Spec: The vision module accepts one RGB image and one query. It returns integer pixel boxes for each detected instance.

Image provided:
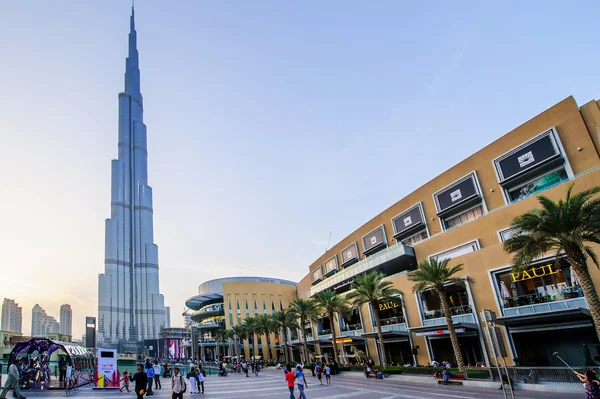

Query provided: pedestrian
[130,364,148,399]
[153,360,162,389]
[119,371,130,392]
[58,357,67,383]
[11,362,23,399]
[575,370,600,399]
[197,366,206,394]
[145,359,155,396]
[498,375,514,391]
[171,367,186,399]
[324,364,331,385]
[315,364,322,385]
[188,367,199,394]
[295,366,308,399]
[0,359,26,399]
[284,367,296,399]
[332,360,339,375]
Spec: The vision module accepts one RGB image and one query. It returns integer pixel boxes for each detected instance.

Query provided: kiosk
[93,348,119,389]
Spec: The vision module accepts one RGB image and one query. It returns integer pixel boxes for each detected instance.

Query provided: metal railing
[423,305,472,320]
[502,286,584,308]
[466,366,588,385]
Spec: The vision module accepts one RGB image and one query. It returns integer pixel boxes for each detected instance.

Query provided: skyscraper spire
[125,4,141,101]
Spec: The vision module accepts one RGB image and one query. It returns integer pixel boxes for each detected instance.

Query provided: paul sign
[511,263,559,283]
[379,301,400,311]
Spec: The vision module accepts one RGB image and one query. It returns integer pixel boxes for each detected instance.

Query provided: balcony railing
[319,329,332,335]
[502,286,583,308]
[423,305,471,320]
[340,324,364,337]
[502,286,588,317]
[318,333,332,341]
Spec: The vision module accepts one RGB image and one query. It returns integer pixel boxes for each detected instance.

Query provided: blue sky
[1,0,599,336]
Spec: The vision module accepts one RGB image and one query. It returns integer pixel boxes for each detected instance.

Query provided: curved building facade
[185,277,296,361]
[186,95,600,367]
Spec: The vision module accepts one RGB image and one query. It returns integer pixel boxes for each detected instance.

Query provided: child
[324,364,331,385]
[119,371,130,392]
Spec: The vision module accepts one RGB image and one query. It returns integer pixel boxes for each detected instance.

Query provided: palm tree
[255,314,275,361]
[229,324,247,361]
[504,185,600,336]
[346,271,402,368]
[408,258,466,370]
[313,290,351,365]
[213,328,231,362]
[241,317,259,360]
[272,309,297,364]
[289,296,318,364]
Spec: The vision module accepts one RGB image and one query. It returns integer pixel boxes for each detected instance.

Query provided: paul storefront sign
[510,263,559,283]
[415,328,465,337]
[378,301,400,311]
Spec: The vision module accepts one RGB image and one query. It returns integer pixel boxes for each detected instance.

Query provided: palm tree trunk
[436,288,465,370]
[254,333,259,360]
[372,301,388,368]
[572,262,600,337]
[265,330,271,361]
[301,316,309,364]
[285,330,289,363]
[329,311,339,365]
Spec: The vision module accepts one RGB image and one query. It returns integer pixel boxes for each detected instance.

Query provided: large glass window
[420,285,471,320]
[373,299,404,327]
[495,259,582,308]
[317,316,332,334]
[444,205,483,229]
[507,168,568,203]
[340,310,362,331]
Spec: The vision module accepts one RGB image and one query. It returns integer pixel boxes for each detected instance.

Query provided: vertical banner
[93,349,119,389]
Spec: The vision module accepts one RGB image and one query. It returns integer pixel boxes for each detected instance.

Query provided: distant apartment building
[164,306,171,329]
[60,304,72,336]
[31,304,59,336]
[2,299,22,333]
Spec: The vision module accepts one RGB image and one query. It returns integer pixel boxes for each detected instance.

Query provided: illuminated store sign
[510,264,559,282]
[415,328,465,337]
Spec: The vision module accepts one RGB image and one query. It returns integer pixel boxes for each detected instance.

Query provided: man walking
[130,364,148,399]
[295,366,308,399]
[0,359,25,399]
[171,367,185,399]
[284,367,295,399]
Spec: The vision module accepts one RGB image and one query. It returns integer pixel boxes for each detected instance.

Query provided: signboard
[94,348,119,389]
[435,174,479,213]
[484,326,508,358]
[510,263,559,282]
[335,337,353,343]
[361,225,386,254]
[495,130,560,182]
[415,328,465,337]
[392,203,425,238]
[340,242,359,265]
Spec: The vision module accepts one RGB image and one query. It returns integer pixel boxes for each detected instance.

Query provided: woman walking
[188,367,199,394]
[197,366,205,394]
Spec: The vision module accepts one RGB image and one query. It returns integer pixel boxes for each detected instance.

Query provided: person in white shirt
[152,360,161,390]
[171,367,185,399]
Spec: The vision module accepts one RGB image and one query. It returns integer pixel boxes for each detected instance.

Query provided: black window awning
[409,323,478,337]
[496,308,591,332]
[362,330,409,339]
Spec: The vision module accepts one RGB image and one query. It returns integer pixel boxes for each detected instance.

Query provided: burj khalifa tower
[98,6,166,347]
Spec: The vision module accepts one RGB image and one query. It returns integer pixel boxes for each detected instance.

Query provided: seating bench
[436,373,465,385]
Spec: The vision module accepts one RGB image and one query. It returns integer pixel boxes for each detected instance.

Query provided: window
[507,168,568,203]
[401,230,429,246]
[420,285,471,319]
[498,228,517,242]
[312,267,323,284]
[493,259,581,310]
[430,240,480,262]
[444,205,483,229]
[373,298,404,327]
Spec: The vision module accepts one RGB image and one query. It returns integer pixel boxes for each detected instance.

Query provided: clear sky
[1,0,600,338]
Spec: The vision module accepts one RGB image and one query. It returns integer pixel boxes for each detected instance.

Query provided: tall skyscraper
[31,304,59,336]
[98,6,165,347]
[2,299,22,333]
[60,304,72,336]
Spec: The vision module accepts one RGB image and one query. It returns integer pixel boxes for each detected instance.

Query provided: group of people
[125,362,205,399]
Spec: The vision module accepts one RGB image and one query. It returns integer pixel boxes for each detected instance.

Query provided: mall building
[185,95,600,367]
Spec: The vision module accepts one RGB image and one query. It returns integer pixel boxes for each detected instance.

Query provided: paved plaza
[13,369,582,399]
